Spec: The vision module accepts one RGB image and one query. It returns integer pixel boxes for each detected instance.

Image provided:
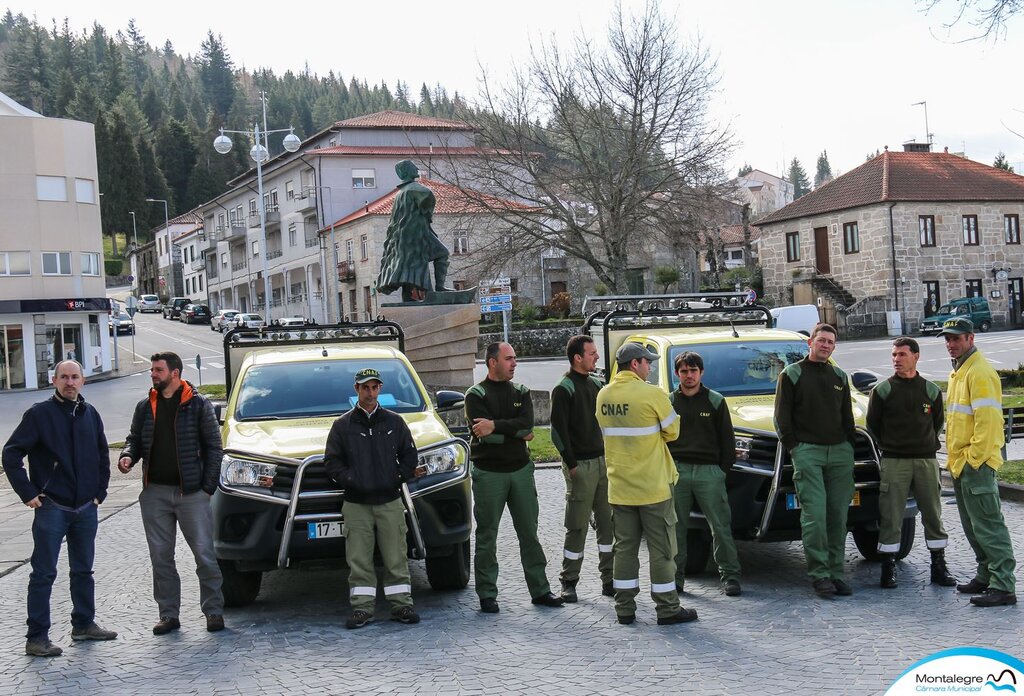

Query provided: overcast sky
[14,0,1024,178]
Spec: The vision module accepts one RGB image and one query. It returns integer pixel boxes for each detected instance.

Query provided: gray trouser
[139,484,224,618]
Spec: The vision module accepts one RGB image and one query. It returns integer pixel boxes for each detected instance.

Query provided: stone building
[756,147,1024,336]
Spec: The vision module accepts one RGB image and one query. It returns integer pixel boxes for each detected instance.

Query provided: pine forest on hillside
[0,11,466,245]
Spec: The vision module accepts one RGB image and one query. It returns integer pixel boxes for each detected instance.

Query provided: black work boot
[929,549,957,587]
[879,555,897,589]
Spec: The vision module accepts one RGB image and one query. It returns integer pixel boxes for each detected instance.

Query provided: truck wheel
[684,528,712,575]
[425,540,470,590]
[218,559,262,607]
[978,320,991,332]
[852,516,916,561]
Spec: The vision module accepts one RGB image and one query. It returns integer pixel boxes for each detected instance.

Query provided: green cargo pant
[342,498,413,614]
[560,456,613,586]
[791,441,855,582]
[472,463,551,600]
[878,457,947,553]
[952,463,1017,592]
[673,461,741,586]
[610,499,681,619]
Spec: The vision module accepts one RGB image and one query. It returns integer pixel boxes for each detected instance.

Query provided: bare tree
[439,2,733,294]
[923,0,1022,39]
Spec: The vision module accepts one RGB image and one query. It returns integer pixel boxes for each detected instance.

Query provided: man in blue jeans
[2,360,118,657]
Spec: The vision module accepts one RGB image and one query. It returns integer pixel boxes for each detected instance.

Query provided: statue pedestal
[379,302,480,390]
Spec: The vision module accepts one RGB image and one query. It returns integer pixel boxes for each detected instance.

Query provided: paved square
[0,468,1019,695]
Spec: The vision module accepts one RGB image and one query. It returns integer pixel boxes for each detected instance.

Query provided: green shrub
[104,259,123,276]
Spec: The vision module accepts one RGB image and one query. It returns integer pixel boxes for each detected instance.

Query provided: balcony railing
[305,237,319,248]
[232,260,247,271]
[294,190,316,212]
[338,261,356,282]
[267,249,283,260]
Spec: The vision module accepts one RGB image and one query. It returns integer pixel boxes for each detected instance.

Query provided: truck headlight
[735,436,753,461]
[221,455,277,488]
[418,444,463,475]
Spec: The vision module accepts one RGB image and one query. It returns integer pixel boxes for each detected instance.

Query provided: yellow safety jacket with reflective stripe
[946,349,1004,478]
[595,370,680,505]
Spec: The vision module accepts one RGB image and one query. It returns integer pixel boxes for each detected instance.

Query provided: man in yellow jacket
[940,318,1016,607]
[596,343,698,626]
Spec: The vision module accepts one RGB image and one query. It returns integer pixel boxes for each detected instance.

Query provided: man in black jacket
[3,360,118,657]
[118,352,225,635]
[324,367,420,629]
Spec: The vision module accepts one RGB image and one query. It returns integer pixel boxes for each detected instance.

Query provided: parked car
[180,304,211,325]
[163,297,192,320]
[233,313,266,330]
[920,296,992,334]
[273,316,309,327]
[108,311,136,335]
[583,293,918,574]
[213,320,470,606]
[211,309,241,332]
[138,294,162,313]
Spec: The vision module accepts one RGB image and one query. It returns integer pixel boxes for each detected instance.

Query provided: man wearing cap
[551,335,614,602]
[774,323,857,599]
[866,336,956,590]
[669,351,741,597]
[324,367,422,628]
[940,318,1017,607]
[466,342,563,613]
[596,343,697,626]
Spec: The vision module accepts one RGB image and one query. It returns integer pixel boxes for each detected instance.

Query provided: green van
[920,296,992,335]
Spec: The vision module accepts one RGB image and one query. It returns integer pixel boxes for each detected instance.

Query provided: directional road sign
[479,294,512,304]
[481,303,512,313]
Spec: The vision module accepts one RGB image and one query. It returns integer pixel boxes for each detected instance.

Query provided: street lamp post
[145,198,171,294]
[305,185,338,322]
[212,92,300,322]
[128,211,138,247]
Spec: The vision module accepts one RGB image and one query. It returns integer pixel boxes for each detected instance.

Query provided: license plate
[307,522,342,539]
[786,491,860,510]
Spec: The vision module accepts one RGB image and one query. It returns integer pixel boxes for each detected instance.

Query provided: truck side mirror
[435,390,465,412]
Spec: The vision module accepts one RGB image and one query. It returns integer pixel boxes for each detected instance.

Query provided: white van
[769,304,820,336]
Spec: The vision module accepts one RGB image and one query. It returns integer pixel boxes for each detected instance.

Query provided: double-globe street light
[212,97,300,322]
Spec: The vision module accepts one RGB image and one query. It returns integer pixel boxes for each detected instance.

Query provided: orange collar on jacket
[147,382,194,417]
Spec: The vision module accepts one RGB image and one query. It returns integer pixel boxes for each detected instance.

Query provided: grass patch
[198,384,227,399]
[529,427,561,464]
[102,232,129,259]
[1000,460,1024,485]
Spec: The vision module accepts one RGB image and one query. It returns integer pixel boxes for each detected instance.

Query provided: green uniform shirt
[668,385,735,471]
[774,357,856,452]
[866,373,943,459]
[550,370,605,469]
[465,378,534,473]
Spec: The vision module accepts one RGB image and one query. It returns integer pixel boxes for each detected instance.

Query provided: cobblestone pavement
[0,468,1020,695]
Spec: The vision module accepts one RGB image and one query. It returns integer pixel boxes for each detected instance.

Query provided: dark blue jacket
[120,381,223,495]
[2,392,110,507]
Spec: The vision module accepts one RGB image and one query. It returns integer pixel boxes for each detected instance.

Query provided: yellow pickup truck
[583,294,918,574]
[212,321,472,606]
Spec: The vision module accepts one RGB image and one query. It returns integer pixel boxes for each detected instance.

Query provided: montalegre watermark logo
[886,647,1022,695]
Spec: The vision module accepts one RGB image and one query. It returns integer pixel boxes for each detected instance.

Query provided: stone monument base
[379,302,480,390]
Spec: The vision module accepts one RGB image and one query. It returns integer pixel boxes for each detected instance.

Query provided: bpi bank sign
[886,648,1022,695]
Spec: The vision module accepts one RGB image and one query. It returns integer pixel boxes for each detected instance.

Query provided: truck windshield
[234,358,427,420]
[668,341,809,396]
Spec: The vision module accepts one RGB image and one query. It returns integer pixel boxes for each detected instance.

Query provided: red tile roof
[307,145,488,157]
[756,149,1024,225]
[334,111,471,130]
[697,224,760,246]
[326,178,533,230]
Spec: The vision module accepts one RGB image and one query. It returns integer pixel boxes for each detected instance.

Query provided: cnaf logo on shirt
[601,403,629,416]
[922,403,932,415]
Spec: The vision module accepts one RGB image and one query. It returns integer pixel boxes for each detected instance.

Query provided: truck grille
[271,462,344,528]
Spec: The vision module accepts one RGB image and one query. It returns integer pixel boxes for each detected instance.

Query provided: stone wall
[479,324,583,357]
[760,201,1024,333]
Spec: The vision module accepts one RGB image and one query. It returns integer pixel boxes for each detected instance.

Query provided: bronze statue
[375,160,451,302]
